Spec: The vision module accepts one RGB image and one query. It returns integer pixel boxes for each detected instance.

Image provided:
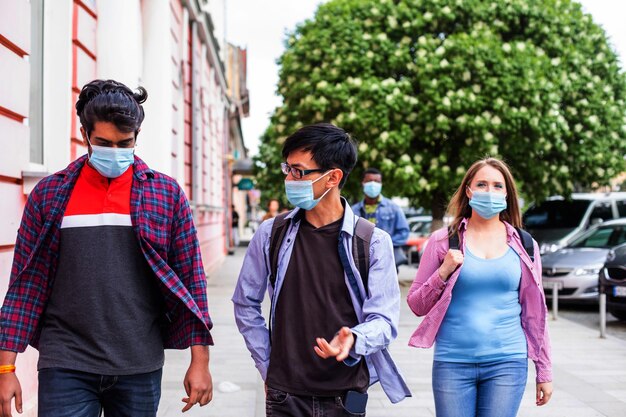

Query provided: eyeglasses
[280,162,326,179]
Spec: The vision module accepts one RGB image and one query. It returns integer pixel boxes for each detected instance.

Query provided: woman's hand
[536,382,553,406]
[438,249,464,281]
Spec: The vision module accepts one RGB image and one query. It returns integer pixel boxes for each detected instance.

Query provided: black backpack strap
[515,227,535,262]
[448,226,460,250]
[268,212,292,287]
[352,218,375,297]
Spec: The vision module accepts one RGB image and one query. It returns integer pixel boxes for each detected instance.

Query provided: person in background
[352,168,410,267]
[0,79,213,417]
[231,204,240,248]
[407,157,552,417]
[262,199,281,222]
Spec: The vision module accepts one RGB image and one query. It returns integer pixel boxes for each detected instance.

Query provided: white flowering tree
[255,0,626,221]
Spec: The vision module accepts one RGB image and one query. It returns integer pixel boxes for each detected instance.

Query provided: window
[617,200,626,218]
[590,201,614,223]
[571,225,626,248]
[523,200,591,229]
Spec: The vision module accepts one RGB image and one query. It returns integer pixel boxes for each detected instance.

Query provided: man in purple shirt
[232,123,410,416]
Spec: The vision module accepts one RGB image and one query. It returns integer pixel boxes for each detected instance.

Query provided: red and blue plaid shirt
[0,155,213,352]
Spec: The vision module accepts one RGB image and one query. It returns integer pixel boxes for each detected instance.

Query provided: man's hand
[314,326,355,362]
[0,373,22,417]
[181,346,212,412]
[0,351,20,417]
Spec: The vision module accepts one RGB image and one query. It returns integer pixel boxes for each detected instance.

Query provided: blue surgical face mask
[87,135,135,178]
[285,170,333,210]
[468,189,507,220]
[363,181,382,199]
[469,190,507,220]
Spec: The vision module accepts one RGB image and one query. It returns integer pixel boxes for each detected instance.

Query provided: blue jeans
[38,368,162,417]
[432,359,527,417]
[266,387,366,417]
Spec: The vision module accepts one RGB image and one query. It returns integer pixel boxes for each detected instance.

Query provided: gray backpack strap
[352,218,375,297]
[268,212,292,288]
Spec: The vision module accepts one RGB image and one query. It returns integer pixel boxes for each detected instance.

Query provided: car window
[617,200,626,217]
[613,227,626,246]
[523,200,591,229]
[590,201,614,222]
[570,225,626,248]
[411,221,432,235]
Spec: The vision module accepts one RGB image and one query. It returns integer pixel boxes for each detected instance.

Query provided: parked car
[599,243,626,321]
[404,216,432,264]
[523,192,626,254]
[541,219,626,303]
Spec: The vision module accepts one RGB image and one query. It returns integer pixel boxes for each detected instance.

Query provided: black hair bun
[133,86,148,104]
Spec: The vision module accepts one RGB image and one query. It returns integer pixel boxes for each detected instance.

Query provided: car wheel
[609,309,626,321]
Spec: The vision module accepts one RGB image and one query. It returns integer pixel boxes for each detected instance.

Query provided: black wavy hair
[75,79,148,136]
[363,167,382,180]
[282,123,358,188]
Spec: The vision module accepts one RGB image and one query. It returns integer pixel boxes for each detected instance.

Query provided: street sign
[237,178,254,190]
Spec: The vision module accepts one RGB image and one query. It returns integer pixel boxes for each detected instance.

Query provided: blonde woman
[407,158,552,417]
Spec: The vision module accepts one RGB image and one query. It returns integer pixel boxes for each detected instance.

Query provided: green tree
[255,0,626,224]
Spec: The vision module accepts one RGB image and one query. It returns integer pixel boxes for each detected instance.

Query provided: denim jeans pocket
[266,387,289,405]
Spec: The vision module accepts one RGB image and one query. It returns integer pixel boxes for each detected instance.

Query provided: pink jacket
[407,218,552,383]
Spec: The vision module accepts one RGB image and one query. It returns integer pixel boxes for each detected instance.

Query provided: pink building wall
[0,0,42,414]
[169,0,228,274]
[0,0,232,412]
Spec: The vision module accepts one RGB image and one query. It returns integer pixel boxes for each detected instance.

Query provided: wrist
[438,268,450,281]
[0,364,16,374]
[190,345,209,365]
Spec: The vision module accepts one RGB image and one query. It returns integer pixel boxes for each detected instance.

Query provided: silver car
[541,219,626,303]
[523,192,626,254]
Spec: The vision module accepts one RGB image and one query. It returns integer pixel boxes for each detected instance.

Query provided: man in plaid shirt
[0,80,213,416]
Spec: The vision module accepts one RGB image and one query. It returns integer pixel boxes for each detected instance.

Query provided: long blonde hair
[447,157,522,234]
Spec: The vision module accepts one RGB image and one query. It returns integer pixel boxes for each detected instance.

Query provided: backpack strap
[338,235,363,306]
[515,227,535,263]
[448,226,460,250]
[448,225,534,262]
[352,217,375,297]
[271,212,375,306]
[268,211,292,288]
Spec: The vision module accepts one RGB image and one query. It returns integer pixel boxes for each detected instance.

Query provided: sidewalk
[159,247,626,417]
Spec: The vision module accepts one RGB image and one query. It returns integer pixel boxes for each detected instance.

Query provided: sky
[226,0,626,157]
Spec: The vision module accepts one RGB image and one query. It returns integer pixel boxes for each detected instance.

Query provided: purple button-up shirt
[407,218,552,383]
[232,202,411,403]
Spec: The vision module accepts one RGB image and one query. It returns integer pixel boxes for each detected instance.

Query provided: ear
[327,168,343,188]
[465,185,472,200]
[80,126,89,147]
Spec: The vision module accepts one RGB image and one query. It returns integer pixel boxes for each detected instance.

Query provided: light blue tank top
[434,246,528,362]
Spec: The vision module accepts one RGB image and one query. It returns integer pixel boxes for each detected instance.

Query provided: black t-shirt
[266,216,369,396]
